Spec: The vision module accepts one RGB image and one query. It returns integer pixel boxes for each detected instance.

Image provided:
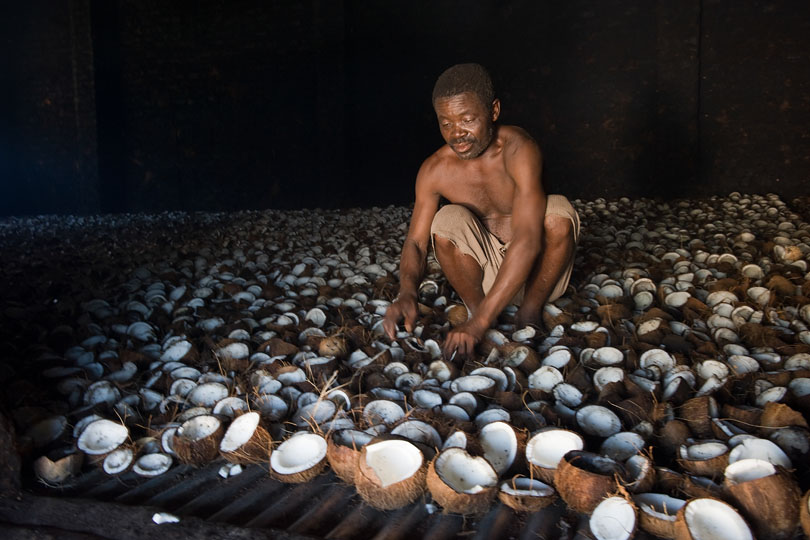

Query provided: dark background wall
[1,0,808,216]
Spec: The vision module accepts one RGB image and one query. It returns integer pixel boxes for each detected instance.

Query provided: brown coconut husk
[767,275,798,297]
[318,335,348,358]
[679,396,716,438]
[500,343,541,375]
[760,401,809,430]
[654,467,684,495]
[676,447,729,478]
[446,304,469,327]
[658,420,691,455]
[680,475,724,501]
[801,489,810,538]
[354,441,426,510]
[722,403,762,431]
[173,417,225,467]
[724,467,801,540]
[554,451,624,514]
[270,456,327,484]
[635,494,684,539]
[258,337,299,358]
[426,451,497,515]
[326,431,364,484]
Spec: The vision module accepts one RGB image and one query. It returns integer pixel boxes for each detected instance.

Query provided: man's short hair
[432,63,495,110]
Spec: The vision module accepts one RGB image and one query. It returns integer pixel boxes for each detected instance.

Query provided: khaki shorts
[430,195,580,305]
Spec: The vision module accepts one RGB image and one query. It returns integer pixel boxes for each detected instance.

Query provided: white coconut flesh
[450,375,496,394]
[187,382,229,407]
[220,412,261,452]
[219,342,249,360]
[592,347,624,366]
[593,367,625,392]
[133,453,173,477]
[293,400,337,427]
[470,367,508,391]
[213,396,248,417]
[448,392,478,415]
[589,496,636,540]
[364,440,423,488]
[161,340,193,362]
[500,477,554,497]
[682,498,753,540]
[103,447,134,475]
[443,431,468,450]
[528,366,564,392]
[681,442,728,461]
[84,381,121,406]
[634,493,684,520]
[601,432,644,461]
[363,400,405,426]
[435,448,498,494]
[252,394,289,420]
[413,389,443,409]
[728,437,791,468]
[625,455,651,482]
[526,429,584,468]
[391,420,442,447]
[553,383,583,407]
[724,458,776,484]
[542,348,572,369]
[789,377,810,396]
[171,366,202,380]
[475,408,510,429]
[178,415,221,442]
[576,405,622,437]
[333,429,372,450]
[77,419,129,455]
[480,421,517,475]
[270,433,327,475]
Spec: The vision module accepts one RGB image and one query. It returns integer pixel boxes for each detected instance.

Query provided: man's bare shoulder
[499,125,540,156]
[417,145,455,182]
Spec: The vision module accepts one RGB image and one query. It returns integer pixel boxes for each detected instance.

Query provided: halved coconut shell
[589,496,637,540]
[673,497,754,540]
[77,419,129,457]
[173,415,225,466]
[219,411,272,464]
[554,450,625,514]
[33,451,83,485]
[526,428,584,485]
[132,453,173,477]
[677,441,729,478]
[327,429,372,483]
[723,459,801,540]
[634,492,685,539]
[355,439,426,510]
[269,432,327,483]
[426,447,498,515]
[498,475,556,512]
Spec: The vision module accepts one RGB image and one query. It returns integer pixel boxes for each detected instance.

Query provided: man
[382,63,580,360]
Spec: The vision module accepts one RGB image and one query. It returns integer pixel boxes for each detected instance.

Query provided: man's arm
[442,138,545,357]
[383,162,440,338]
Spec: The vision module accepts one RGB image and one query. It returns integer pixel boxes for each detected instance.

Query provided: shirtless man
[382,63,580,360]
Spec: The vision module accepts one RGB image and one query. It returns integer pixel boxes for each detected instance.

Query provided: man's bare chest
[438,170,515,217]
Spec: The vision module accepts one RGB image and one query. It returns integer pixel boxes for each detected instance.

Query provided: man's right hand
[382,293,419,340]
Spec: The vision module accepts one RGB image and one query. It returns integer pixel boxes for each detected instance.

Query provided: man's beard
[451,125,494,160]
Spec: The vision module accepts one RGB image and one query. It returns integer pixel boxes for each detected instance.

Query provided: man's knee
[544,214,574,245]
[431,204,474,235]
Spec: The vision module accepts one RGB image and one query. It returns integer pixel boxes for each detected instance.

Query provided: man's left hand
[442,318,488,361]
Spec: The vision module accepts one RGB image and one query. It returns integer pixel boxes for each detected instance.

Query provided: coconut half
[555,451,625,514]
[269,432,327,483]
[589,496,637,540]
[77,419,129,456]
[33,452,83,485]
[526,428,585,484]
[219,411,272,464]
[327,429,372,483]
[355,439,426,510]
[479,421,520,476]
[723,459,801,540]
[498,476,556,513]
[634,493,685,539]
[427,447,498,515]
[674,498,753,540]
[132,453,173,477]
[173,414,225,466]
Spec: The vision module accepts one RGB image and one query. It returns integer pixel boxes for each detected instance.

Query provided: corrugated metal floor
[29,462,576,539]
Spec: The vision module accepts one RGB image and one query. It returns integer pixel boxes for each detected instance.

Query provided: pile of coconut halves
[3,192,810,540]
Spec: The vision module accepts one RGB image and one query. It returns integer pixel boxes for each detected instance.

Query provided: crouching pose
[382,63,579,360]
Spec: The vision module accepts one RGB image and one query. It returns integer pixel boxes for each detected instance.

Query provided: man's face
[434,92,499,160]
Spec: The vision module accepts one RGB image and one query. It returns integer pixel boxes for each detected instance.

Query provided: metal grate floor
[28,462,576,539]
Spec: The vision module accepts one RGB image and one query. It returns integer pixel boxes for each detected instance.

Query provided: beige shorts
[430,195,580,305]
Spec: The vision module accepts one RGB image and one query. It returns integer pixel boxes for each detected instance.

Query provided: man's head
[432,63,500,160]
